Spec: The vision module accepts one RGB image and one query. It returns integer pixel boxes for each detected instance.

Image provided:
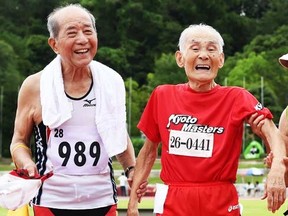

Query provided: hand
[265,154,288,187]
[264,152,273,168]
[18,160,38,178]
[136,181,148,203]
[262,161,286,213]
[127,169,148,203]
[247,113,265,138]
[127,207,140,216]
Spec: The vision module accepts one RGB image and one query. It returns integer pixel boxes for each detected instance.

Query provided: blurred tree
[0,40,22,157]
[147,53,186,89]
[24,34,55,76]
[257,0,288,34]
[219,25,288,120]
[125,78,150,136]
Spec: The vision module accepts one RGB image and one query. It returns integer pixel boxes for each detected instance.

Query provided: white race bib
[168,130,214,157]
[48,125,109,175]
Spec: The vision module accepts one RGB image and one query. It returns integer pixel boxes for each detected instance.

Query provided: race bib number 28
[169,130,214,158]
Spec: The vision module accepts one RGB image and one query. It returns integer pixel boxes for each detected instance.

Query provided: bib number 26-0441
[169,130,214,158]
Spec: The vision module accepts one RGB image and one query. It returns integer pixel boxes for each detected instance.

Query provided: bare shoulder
[18,72,42,99]
[21,72,41,91]
[17,71,43,124]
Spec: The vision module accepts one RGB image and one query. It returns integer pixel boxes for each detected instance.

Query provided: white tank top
[37,83,117,209]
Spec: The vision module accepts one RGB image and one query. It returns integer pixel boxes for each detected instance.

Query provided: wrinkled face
[176,31,224,84]
[48,7,97,69]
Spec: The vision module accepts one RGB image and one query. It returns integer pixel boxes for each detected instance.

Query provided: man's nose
[76,31,88,44]
[198,49,209,59]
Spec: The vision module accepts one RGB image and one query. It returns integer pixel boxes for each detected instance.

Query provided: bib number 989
[58,141,100,167]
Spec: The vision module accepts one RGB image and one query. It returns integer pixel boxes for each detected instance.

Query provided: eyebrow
[65,23,93,31]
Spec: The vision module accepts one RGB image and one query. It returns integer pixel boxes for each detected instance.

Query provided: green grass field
[240,199,287,215]
[0,198,286,215]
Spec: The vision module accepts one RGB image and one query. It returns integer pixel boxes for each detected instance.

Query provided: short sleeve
[232,89,273,123]
[137,87,161,143]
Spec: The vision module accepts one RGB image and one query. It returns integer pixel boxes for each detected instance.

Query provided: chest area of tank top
[63,87,96,126]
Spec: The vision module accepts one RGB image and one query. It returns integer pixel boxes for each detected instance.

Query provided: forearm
[10,130,33,167]
[10,141,34,170]
[128,139,158,208]
[278,109,288,155]
[116,135,136,171]
[11,147,33,168]
[261,120,286,212]
[262,121,286,162]
[10,122,37,175]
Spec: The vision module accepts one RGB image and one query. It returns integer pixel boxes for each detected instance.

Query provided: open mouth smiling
[195,64,210,70]
[75,48,89,54]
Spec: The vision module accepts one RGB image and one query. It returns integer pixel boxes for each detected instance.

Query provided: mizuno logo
[83,98,96,107]
[84,98,96,104]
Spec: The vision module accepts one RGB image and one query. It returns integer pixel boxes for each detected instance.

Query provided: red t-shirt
[138,84,272,183]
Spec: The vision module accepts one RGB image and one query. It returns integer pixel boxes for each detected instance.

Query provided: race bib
[168,130,214,157]
[47,125,109,175]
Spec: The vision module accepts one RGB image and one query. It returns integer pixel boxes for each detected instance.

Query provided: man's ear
[48,37,59,54]
[218,53,225,69]
[175,50,184,68]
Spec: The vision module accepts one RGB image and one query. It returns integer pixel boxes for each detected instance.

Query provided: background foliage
[1,0,288,157]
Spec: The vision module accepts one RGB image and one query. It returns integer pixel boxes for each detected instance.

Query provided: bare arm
[278,108,288,187]
[259,118,286,212]
[116,134,136,173]
[247,113,269,151]
[116,134,148,200]
[278,108,288,146]
[10,75,40,177]
[127,138,158,216]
